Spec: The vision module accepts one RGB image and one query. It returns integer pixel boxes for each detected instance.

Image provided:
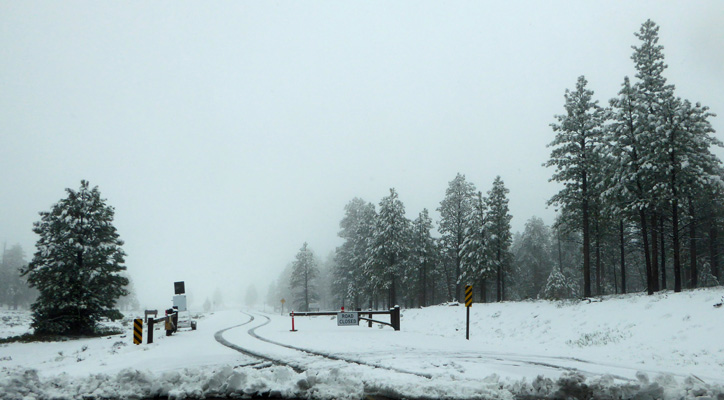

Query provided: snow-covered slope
[1,287,723,399]
[405,287,724,382]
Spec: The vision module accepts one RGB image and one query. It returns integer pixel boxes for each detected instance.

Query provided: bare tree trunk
[689,198,698,288]
[595,218,602,295]
[582,172,592,297]
[710,216,720,282]
[390,272,397,307]
[455,230,462,302]
[443,257,453,301]
[651,212,659,292]
[611,249,618,294]
[480,278,487,303]
[640,209,654,295]
[420,262,427,307]
[496,247,503,302]
[660,216,667,289]
[620,219,626,294]
[430,275,437,306]
[502,267,506,301]
[558,228,564,273]
[673,198,682,292]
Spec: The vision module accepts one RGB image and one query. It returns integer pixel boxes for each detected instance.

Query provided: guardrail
[290,306,400,331]
[146,310,178,344]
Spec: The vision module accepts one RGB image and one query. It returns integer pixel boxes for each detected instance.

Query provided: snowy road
[3,290,724,399]
[215,310,716,386]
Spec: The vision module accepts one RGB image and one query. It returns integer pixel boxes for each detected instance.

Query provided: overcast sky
[2,1,723,308]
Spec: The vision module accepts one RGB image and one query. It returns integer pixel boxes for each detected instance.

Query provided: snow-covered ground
[2,288,724,399]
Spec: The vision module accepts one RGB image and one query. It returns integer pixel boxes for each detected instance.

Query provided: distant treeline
[268,20,723,311]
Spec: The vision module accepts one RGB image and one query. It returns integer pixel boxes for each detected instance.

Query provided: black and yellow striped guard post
[465,285,473,307]
[133,318,143,345]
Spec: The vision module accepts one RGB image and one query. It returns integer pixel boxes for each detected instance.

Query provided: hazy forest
[2,20,721,317]
[274,20,723,313]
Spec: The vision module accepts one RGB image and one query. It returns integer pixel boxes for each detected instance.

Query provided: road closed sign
[337,312,359,326]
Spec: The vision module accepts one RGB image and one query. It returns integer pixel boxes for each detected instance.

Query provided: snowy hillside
[2,287,724,399]
[405,288,724,382]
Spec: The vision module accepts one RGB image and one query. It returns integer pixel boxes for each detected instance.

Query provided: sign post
[281,298,286,316]
[465,285,473,340]
[133,318,143,345]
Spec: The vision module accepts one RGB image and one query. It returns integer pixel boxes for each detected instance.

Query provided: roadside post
[465,285,473,340]
[290,310,297,332]
[281,298,286,316]
[133,318,142,345]
[148,317,155,344]
[144,309,157,324]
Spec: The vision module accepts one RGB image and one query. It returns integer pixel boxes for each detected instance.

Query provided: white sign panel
[173,295,187,311]
[337,312,359,326]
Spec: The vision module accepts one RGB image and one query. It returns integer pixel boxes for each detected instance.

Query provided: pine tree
[460,191,493,300]
[546,76,605,298]
[605,76,645,295]
[486,177,513,301]
[334,198,376,308]
[539,267,577,300]
[410,209,437,307]
[628,20,722,292]
[513,217,554,299]
[438,173,476,301]
[367,188,410,307]
[289,242,319,312]
[22,181,128,335]
[1,244,35,309]
[663,99,721,290]
[116,274,140,311]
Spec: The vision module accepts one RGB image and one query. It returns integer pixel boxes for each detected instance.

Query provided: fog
[2,1,723,309]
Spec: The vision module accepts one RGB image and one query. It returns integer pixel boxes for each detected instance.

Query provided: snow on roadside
[0,309,33,339]
[2,287,724,399]
[2,363,723,399]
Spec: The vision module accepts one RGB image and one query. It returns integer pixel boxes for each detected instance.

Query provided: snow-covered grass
[405,288,724,382]
[0,309,33,340]
[1,288,724,399]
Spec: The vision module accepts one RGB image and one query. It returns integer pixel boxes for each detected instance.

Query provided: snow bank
[3,288,724,399]
[2,366,723,400]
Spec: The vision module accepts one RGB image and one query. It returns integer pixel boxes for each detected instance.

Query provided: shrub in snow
[539,268,576,300]
[699,262,720,288]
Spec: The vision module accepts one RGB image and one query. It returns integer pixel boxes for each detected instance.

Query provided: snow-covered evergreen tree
[662,99,721,290]
[289,242,319,312]
[438,173,476,301]
[513,217,554,299]
[460,191,493,300]
[409,209,438,307]
[23,181,128,335]
[333,198,376,309]
[546,76,605,298]
[116,274,140,311]
[366,188,410,307]
[1,244,36,309]
[613,20,724,293]
[539,267,577,300]
[486,177,513,301]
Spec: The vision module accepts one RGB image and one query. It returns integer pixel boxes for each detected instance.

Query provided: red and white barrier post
[290,310,297,332]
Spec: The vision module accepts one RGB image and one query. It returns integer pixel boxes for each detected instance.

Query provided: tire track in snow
[217,312,654,387]
[213,313,305,372]
[215,311,432,379]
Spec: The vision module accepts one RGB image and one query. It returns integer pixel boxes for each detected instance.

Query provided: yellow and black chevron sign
[133,318,143,345]
[465,285,473,307]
